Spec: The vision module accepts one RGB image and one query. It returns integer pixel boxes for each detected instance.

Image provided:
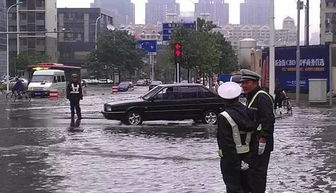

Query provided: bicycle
[6,90,31,102]
[281,97,292,114]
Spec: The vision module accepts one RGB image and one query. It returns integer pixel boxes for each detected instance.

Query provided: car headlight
[105,106,112,112]
[28,87,33,91]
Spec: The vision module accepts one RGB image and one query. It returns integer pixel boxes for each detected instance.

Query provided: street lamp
[95,14,102,49]
[6,1,23,93]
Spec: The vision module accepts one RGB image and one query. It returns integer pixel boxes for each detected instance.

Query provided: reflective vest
[220,111,252,154]
[247,90,274,131]
[70,84,80,94]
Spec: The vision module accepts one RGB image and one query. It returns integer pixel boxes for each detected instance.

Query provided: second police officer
[66,74,83,127]
[240,69,275,193]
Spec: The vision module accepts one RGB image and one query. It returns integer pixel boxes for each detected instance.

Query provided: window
[20,25,27,31]
[36,38,44,46]
[27,38,35,48]
[36,0,44,7]
[36,13,44,20]
[57,76,61,82]
[20,38,27,46]
[179,86,198,99]
[198,87,216,98]
[20,13,27,20]
[28,12,35,23]
[61,76,65,82]
[155,87,178,100]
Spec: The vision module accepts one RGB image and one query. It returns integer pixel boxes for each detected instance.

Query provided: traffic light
[174,43,182,61]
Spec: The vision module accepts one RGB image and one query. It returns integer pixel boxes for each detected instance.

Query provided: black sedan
[102,83,226,125]
[118,81,134,92]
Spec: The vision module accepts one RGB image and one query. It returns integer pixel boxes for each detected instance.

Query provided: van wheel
[202,110,217,125]
[124,111,143,125]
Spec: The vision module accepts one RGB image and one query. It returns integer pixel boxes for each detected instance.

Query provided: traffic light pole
[176,62,180,83]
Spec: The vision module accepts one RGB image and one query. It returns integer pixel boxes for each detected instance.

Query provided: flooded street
[0,86,335,192]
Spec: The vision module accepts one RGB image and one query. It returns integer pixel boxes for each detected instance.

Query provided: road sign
[137,40,157,53]
[162,22,196,41]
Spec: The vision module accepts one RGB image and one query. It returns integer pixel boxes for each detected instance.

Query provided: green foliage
[87,30,145,79]
[170,18,238,78]
[16,52,51,70]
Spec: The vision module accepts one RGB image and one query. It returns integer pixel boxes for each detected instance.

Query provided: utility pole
[296,0,303,105]
[304,0,309,46]
[269,0,275,98]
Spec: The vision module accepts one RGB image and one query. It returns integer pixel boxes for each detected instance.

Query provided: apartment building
[195,0,229,27]
[145,0,180,25]
[320,0,336,44]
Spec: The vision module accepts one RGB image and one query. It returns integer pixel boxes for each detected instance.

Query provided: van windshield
[31,75,54,83]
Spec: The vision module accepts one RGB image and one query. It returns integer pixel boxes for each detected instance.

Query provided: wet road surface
[0,86,335,192]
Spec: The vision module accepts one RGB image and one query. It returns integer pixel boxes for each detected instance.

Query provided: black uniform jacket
[66,82,83,101]
[246,87,275,152]
[217,101,257,154]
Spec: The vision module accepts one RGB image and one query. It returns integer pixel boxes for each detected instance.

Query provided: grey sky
[57,0,320,36]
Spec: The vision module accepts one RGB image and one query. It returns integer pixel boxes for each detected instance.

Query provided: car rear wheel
[202,110,217,125]
[125,111,143,125]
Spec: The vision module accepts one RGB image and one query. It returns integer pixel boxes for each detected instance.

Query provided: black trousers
[70,99,81,119]
[248,152,271,193]
[220,153,251,193]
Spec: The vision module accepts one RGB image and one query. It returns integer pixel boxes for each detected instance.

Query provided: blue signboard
[263,45,330,91]
[137,40,157,53]
[162,22,196,41]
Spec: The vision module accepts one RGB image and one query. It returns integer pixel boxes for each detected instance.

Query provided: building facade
[6,0,57,76]
[145,0,180,25]
[195,0,229,27]
[0,0,6,77]
[58,8,113,67]
[320,0,336,44]
[240,0,270,25]
[91,0,134,27]
[216,17,297,51]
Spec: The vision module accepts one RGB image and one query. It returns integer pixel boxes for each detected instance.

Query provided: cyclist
[12,78,24,98]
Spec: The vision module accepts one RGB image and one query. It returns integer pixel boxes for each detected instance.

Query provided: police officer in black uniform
[217,82,256,193]
[66,74,83,126]
[240,69,275,193]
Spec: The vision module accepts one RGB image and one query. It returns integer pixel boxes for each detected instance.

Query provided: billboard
[262,45,330,91]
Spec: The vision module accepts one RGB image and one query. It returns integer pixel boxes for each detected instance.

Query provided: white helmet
[217,82,242,99]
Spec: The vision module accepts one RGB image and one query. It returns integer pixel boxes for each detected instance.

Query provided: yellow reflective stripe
[218,149,223,157]
[220,111,251,154]
[247,90,273,108]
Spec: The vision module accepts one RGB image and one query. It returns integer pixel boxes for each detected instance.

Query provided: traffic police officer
[66,74,83,125]
[240,69,275,193]
[217,82,256,193]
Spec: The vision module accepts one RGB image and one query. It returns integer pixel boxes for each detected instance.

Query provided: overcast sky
[57,0,320,37]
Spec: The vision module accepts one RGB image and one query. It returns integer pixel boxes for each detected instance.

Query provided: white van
[28,70,66,97]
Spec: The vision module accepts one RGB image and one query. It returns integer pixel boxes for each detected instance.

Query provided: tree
[87,30,145,80]
[16,52,51,71]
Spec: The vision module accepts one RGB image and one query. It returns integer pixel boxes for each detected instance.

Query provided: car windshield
[31,75,54,83]
[142,86,162,100]
[119,82,129,86]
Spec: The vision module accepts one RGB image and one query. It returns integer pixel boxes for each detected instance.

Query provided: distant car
[135,79,149,86]
[118,81,134,92]
[149,80,162,90]
[102,83,225,125]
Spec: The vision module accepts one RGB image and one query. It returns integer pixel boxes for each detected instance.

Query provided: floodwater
[0,86,335,192]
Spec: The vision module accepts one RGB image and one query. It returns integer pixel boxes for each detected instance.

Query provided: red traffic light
[174,43,182,57]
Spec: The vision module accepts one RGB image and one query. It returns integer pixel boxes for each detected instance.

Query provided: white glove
[241,161,249,171]
[218,149,223,158]
[258,142,266,155]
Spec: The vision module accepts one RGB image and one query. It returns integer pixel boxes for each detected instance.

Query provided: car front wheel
[125,111,143,125]
[202,110,217,125]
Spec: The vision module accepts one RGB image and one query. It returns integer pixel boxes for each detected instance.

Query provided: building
[0,0,6,77]
[195,0,229,27]
[146,0,180,25]
[91,0,134,27]
[6,0,57,76]
[58,8,113,67]
[215,17,297,51]
[320,0,336,44]
[240,0,270,25]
